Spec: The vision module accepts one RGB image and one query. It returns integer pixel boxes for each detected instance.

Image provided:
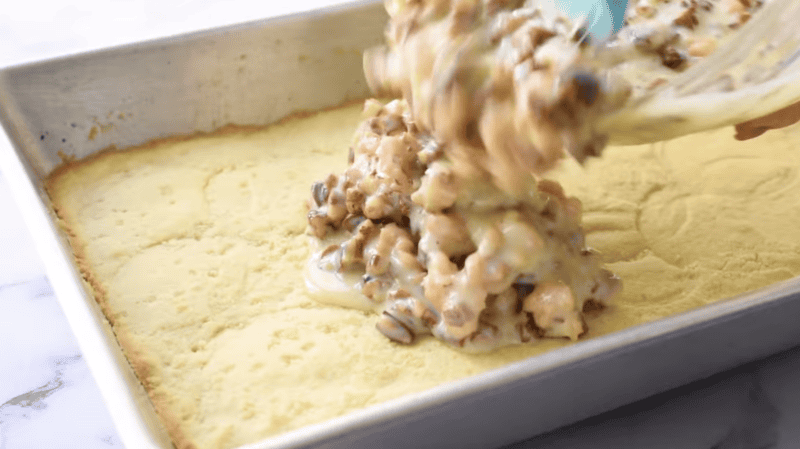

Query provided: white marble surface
[2,1,800,448]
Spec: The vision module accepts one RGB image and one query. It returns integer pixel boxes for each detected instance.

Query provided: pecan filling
[305,0,767,350]
[306,100,619,351]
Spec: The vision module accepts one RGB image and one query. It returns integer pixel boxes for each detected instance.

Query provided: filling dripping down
[305,0,765,350]
[364,0,767,192]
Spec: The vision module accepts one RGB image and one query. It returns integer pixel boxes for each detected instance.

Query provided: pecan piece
[376,312,415,344]
[674,5,699,30]
[659,46,687,70]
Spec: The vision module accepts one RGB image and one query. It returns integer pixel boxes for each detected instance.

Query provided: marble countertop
[2,1,800,448]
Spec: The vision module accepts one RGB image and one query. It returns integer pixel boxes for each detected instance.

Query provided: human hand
[734,101,800,140]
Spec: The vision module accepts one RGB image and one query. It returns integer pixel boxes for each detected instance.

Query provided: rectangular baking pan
[2,1,800,448]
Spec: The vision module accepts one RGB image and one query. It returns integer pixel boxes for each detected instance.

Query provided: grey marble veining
[0,277,121,449]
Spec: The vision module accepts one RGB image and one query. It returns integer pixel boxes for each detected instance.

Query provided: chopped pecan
[673,4,699,30]
[311,181,329,207]
[307,210,328,239]
[376,312,415,344]
[659,46,687,70]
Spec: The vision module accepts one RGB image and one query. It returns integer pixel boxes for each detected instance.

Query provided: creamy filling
[605,0,762,96]
[305,0,770,351]
[365,0,768,191]
[306,99,620,351]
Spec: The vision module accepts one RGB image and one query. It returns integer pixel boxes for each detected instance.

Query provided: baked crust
[46,104,800,449]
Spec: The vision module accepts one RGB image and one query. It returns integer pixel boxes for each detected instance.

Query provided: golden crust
[45,102,373,449]
[50,197,197,449]
[45,103,800,449]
